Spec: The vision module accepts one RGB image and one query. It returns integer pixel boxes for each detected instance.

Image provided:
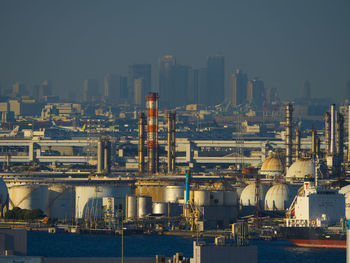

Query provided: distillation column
[295,129,301,160]
[146,93,159,174]
[167,111,176,174]
[285,103,293,169]
[138,112,146,173]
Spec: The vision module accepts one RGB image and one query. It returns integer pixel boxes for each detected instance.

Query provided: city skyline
[0,0,349,103]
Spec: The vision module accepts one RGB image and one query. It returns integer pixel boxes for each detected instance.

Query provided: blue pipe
[185,170,191,203]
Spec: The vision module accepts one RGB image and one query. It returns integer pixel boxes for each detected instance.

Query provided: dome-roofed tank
[240,183,268,207]
[264,183,296,211]
[260,152,283,177]
[0,178,8,206]
[286,159,315,181]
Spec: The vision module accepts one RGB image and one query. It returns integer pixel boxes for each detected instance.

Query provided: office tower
[265,88,278,103]
[12,82,26,98]
[231,69,248,107]
[128,64,151,106]
[172,64,190,106]
[198,68,208,105]
[83,78,99,102]
[188,69,199,105]
[134,78,145,106]
[159,55,176,107]
[300,80,311,99]
[247,78,265,110]
[207,56,224,105]
[104,73,122,104]
[120,77,128,103]
[33,80,52,101]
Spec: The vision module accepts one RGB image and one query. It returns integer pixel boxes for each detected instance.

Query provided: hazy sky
[0,0,349,101]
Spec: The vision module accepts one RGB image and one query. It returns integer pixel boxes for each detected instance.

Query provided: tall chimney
[104,139,111,174]
[330,104,336,155]
[97,139,104,173]
[324,112,331,154]
[138,112,146,173]
[167,111,176,174]
[336,112,344,164]
[146,93,159,174]
[285,103,293,168]
[312,129,317,159]
[295,129,301,160]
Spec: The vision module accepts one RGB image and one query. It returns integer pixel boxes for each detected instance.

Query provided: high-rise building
[247,79,265,110]
[231,70,248,107]
[134,78,145,106]
[83,78,99,102]
[207,56,225,105]
[128,64,151,106]
[172,64,190,107]
[198,68,209,105]
[104,73,123,104]
[300,80,311,99]
[12,82,26,98]
[159,55,176,107]
[34,80,52,101]
[188,69,199,105]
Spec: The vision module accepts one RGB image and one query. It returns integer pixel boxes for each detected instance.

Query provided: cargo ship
[281,179,346,249]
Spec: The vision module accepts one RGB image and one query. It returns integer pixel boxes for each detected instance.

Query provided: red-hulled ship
[282,180,346,249]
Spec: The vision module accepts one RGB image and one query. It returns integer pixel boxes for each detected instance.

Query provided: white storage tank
[223,190,238,206]
[210,191,224,206]
[8,184,48,212]
[75,184,131,219]
[47,185,75,219]
[152,202,168,216]
[194,190,210,206]
[164,185,185,203]
[137,196,152,218]
[126,195,137,219]
[264,183,296,211]
[240,183,267,207]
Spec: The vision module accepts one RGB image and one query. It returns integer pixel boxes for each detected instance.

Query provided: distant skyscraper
[172,64,190,106]
[159,55,176,107]
[104,73,122,104]
[265,88,278,103]
[247,78,265,110]
[231,69,248,107]
[198,68,209,105]
[133,78,145,105]
[128,64,151,106]
[300,80,311,99]
[34,80,52,101]
[12,82,26,98]
[83,78,99,102]
[207,56,224,105]
[188,69,199,105]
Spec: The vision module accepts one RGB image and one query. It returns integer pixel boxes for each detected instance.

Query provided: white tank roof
[264,183,296,211]
[260,156,283,176]
[240,183,267,207]
[286,159,315,180]
[339,185,350,195]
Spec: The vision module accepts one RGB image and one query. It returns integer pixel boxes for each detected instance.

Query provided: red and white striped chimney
[146,93,159,174]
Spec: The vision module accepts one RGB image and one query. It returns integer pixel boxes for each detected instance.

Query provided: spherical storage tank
[260,155,284,177]
[0,178,8,206]
[47,185,74,219]
[75,184,131,219]
[264,183,296,211]
[8,184,48,212]
[286,159,315,181]
[240,183,267,207]
[164,185,184,203]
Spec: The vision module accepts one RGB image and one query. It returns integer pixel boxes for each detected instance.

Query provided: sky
[0,0,349,102]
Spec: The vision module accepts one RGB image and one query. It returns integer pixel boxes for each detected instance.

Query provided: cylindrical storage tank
[164,185,184,203]
[194,190,210,206]
[126,195,137,219]
[240,183,267,207]
[137,196,152,218]
[75,184,131,219]
[0,178,8,206]
[210,191,224,206]
[224,190,238,206]
[9,184,48,212]
[47,185,75,219]
[152,202,168,216]
[264,183,295,211]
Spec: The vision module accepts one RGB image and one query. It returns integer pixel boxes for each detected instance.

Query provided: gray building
[207,56,225,105]
[128,64,151,106]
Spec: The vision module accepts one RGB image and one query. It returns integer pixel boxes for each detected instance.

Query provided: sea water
[27,232,345,263]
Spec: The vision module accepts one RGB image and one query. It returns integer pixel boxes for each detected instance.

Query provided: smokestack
[312,129,318,159]
[324,112,331,154]
[97,139,104,173]
[295,129,301,160]
[104,139,111,174]
[285,103,293,168]
[138,112,146,173]
[167,111,176,174]
[146,93,159,174]
[336,112,344,164]
[330,104,336,155]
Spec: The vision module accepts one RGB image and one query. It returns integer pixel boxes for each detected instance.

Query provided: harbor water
[27,232,345,262]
